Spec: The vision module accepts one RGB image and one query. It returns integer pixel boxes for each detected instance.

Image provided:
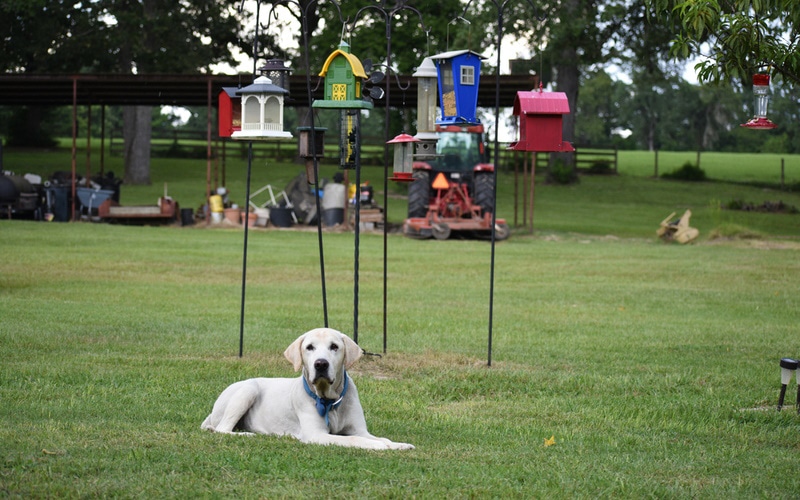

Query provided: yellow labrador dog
[201,328,414,450]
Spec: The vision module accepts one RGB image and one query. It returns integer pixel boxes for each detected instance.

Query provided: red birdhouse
[218,87,241,138]
[509,89,574,153]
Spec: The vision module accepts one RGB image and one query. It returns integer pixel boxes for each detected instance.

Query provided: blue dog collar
[302,372,349,427]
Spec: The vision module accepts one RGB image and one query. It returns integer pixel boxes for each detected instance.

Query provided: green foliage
[725,199,799,214]
[707,222,764,239]
[576,69,628,147]
[547,158,579,185]
[648,0,800,85]
[0,0,241,74]
[662,161,707,181]
[586,161,613,174]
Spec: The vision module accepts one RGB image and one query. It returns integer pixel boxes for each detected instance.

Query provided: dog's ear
[283,334,305,372]
[341,333,363,369]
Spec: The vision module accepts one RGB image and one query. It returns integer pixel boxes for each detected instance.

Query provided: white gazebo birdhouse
[231,76,292,141]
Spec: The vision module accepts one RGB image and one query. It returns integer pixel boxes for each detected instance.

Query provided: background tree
[0,0,242,184]
[0,1,109,147]
[574,69,628,148]
[99,0,241,185]
[648,0,800,85]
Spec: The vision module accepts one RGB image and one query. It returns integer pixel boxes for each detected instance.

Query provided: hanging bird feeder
[297,126,327,184]
[258,58,291,93]
[312,42,373,170]
[231,76,292,141]
[741,73,778,130]
[312,42,373,110]
[430,50,485,126]
[509,85,575,153]
[413,57,439,160]
[387,133,420,182]
[218,87,242,138]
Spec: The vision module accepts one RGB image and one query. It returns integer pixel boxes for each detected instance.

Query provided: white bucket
[254,208,270,227]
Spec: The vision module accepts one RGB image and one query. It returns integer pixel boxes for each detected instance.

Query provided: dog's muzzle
[313,359,333,384]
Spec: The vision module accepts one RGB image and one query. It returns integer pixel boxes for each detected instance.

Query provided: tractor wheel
[473,171,495,215]
[494,222,510,241]
[407,170,430,218]
[432,222,451,240]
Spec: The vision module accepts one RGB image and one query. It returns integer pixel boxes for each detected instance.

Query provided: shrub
[662,162,707,181]
[548,159,578,184]
[586,161,613,175]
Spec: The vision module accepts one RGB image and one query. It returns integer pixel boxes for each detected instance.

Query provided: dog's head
[283,328,362,391]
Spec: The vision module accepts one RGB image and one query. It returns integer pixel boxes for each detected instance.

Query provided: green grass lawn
[2,145,800,496]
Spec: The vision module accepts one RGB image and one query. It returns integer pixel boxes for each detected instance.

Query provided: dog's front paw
[387,441,414,450]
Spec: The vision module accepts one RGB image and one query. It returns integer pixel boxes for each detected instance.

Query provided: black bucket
[322,208,344,227]
[180,208,194,226]
[269,207,294,227]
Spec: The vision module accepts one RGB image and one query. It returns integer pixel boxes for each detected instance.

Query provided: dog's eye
[329,343,339,351]
[305,344,315,351]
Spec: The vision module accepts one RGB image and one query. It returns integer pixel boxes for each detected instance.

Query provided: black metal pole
[301,10,329,328]
[382,22,393,354]
[487,1,510,367]
[353,111,362,343]
[239,141,254,357]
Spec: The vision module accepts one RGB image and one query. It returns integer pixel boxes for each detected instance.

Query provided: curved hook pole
[347,2,428,43]
[459,0,542,367]
[262,1,345,43]
[236,0,346,336]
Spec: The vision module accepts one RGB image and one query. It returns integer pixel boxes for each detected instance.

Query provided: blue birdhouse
[430,50,485,126]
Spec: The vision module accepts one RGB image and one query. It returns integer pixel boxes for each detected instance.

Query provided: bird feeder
[258,58,291,93]
[231,76,292,141]
[312,42,372,170]
[777,357,799,411]
[509,87,575,152]
[387,133,420,182]
[312,42,373,110]
[297,126,327,184]
[430,50,485,126]
[413,57,439,160]
[741,73,778,130]
[218,87,241,138]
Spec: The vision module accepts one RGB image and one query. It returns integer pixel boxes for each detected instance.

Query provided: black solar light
[777,358,799,411]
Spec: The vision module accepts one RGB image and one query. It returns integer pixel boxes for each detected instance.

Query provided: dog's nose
[314,359,329,373]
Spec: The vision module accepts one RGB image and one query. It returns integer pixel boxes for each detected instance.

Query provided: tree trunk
[549,46,580,184]
[123,105,152,185]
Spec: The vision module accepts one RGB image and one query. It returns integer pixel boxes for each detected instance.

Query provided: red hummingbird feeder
[741,73,778,130]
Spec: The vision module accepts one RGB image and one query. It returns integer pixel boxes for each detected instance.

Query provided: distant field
[4,142,800,239]
[617,150,800,185]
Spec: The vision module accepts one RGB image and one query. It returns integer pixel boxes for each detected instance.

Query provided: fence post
[654,149,658,178]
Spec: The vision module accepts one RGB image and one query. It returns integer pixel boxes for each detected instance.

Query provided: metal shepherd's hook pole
[349,0,426,352]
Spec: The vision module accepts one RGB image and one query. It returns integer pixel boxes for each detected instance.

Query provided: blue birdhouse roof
[429,50,486,62]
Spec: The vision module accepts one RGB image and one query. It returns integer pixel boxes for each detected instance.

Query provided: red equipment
[403,124,510,240]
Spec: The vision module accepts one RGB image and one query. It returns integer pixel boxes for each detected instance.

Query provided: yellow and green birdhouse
[312,42,373,110]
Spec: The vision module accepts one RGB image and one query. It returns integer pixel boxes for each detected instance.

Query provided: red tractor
[403,124,510,240]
